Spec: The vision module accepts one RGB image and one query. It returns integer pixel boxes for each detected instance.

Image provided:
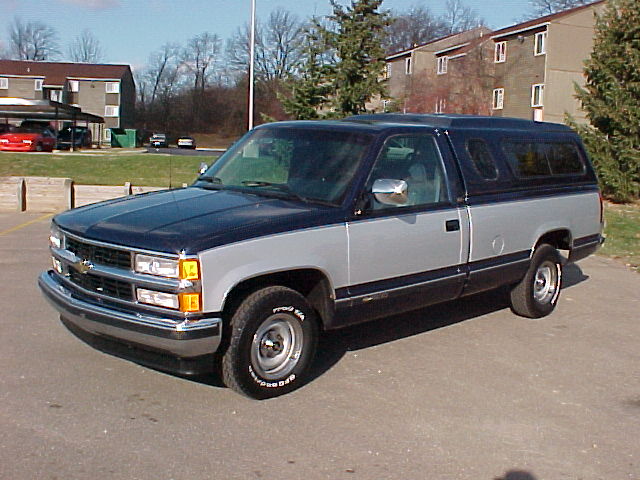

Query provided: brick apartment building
[0,60,135,142]
[384,0,606,124]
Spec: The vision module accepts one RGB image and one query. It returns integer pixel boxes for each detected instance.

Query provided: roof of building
[0,60,131,86]
[491,0,605,40]
[386,26,490,60]
[0,97,104,123]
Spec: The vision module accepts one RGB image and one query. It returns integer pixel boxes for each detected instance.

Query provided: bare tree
[442,0,485,35]
[384,5,448,53]
[226,8,303,81]
[144,43,182,107]
[527,0,590,17]
[182,32,221,91]
[8,17,60,61]
[68,29,104,63]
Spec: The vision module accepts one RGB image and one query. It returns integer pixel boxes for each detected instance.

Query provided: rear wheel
[510,244,562,318]
[221,286,318,399]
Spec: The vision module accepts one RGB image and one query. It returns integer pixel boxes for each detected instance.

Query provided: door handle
[445,219,460,232]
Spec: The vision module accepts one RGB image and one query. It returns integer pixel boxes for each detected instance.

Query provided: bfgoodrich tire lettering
[221,286,318,399]
[510,243,562,318]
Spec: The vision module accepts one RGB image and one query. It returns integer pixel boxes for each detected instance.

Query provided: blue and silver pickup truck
[39,114,604,399]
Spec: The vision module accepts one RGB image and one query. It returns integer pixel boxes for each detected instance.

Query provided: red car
[0,127,57,152]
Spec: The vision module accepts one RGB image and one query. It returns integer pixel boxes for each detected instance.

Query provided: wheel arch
[221,268,335,330]
[533,228,572,253]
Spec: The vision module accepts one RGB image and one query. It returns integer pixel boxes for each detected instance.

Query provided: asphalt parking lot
[0,212,638,480]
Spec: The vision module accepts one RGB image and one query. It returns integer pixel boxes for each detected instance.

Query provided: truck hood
[54,187,343,254]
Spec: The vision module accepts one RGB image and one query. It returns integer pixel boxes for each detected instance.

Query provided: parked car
[0,126,57,152]
[57,126,92,150]
[177,135,196,149]
[39,114,604,399]
[149,133,168,148]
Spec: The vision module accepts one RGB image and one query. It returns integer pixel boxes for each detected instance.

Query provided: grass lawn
[0,150,219,187]
[601,202,640,272]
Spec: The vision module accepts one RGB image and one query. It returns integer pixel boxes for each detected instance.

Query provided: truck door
[341,133,468,323]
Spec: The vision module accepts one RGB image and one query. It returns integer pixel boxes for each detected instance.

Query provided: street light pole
[248,0,256,131]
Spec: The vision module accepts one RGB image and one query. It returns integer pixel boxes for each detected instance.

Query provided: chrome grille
[66,237,132,269]
[69,268,134,301]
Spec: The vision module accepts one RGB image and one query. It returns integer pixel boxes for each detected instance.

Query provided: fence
[0,176,177,213]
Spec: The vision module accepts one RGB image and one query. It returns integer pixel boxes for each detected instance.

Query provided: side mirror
[198,162,208,175]
[372,178,408,206]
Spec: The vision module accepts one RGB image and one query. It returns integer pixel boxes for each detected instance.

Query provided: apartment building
[489,0,605,123]
[0,60,135,141]
[382,26,491,111]
[385,0,606,124]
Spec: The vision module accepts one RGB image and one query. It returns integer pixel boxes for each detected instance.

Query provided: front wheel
[510,244,562,318]
[221,286,319,399]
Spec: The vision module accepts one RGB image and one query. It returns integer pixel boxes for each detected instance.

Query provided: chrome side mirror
[372,178,408,206]
[198,162,208,175]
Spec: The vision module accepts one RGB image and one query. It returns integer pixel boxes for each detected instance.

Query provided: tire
[221,286,319,399]
[510,244,563,318]
[35,143,43,152]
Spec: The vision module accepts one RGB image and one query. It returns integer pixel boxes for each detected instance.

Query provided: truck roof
[344,113,574,133]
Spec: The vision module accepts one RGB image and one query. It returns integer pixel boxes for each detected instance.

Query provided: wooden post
[17,178,26,212]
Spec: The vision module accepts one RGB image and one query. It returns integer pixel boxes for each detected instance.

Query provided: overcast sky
[1,0,532,70]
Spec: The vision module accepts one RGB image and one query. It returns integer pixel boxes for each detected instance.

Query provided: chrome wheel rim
[251,313,304,380]
[533,260,560,304]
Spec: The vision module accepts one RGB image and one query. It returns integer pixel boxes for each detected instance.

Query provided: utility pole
[248,0,256,130]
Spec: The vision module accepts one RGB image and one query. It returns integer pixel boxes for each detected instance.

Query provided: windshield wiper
[198,175,222,184]
[240,181,317,205]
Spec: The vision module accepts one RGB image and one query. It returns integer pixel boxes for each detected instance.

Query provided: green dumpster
[110,128,137,148]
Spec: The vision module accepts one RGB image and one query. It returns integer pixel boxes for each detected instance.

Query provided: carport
[0,97,105,150]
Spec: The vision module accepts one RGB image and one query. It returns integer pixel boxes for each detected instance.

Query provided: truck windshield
[196,127,371,206]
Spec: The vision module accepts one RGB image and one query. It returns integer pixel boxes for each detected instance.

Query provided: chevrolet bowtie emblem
[76,259,94,274]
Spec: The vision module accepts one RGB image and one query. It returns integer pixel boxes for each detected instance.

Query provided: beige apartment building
[382,26,491,112]
[385,0,606,124]
[488,0,605,123]
[0,60,135,142]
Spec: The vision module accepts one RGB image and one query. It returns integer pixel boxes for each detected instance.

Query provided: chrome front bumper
[38,271,222,360]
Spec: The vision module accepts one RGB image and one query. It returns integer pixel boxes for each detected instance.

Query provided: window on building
[384,63,391,79]
[435,98,446,114]
[50,90,62,102]
[0,77,8,89]
[105,105,119,117]
[105,82,120,93]
[531,83,544,107]
[69,80,79,92]
[437,56,448,75]
[405,57,412,75]
[35,79,43,91]
[534,31,547,56]
[492,88,504,110]
[494,41,506,63]
[104,128,112,142]
[382,99,390,112]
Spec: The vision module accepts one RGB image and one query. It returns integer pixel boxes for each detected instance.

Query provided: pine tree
[573,0,640,202]
[280,24,332,120]
[322,0,390,117]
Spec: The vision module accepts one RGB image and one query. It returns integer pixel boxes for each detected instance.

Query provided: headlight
[49,224,64,249]
[136,288,179,309]
[134,254,200,280]
[135,254,179,278]
[136,289,201,312]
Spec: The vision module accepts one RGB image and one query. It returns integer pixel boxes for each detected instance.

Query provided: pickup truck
[39,114,604,399]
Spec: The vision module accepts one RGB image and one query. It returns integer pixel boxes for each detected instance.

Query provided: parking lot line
[0,213,52,236]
